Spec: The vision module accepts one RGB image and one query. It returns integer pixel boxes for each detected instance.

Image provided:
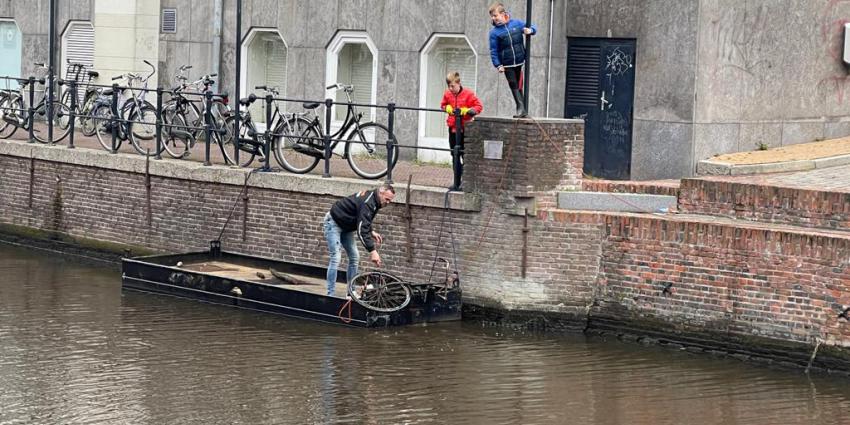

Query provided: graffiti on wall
[709,5,770,81]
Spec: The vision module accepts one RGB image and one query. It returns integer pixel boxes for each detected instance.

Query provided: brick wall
[679,178,850,232]
[542,210,850,368]
[464,117,585,196]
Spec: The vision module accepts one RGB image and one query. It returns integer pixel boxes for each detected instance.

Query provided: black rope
[427,189,460,284]
[216,167,260,242]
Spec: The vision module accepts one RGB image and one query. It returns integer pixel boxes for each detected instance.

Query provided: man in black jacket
[323,183,396,296]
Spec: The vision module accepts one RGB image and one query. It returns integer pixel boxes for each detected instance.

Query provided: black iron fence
[0,74,467,185]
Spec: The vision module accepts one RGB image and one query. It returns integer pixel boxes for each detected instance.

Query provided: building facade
[2,0,849,179]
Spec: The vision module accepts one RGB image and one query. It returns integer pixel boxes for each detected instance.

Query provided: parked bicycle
[90,60,158,155]
[273,83,399,179]
[226,85,299,167]
[0,63,71,143]
[58,61,101,137]
[160,66,233,162]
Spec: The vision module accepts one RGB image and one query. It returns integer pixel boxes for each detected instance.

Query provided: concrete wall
[693,0,850,160]
[565,0,700,180]
[0,0,95,78]
[93,0,160,85]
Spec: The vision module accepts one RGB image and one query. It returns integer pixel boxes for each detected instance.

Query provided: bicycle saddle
[88,71,99,78]
[102,89,114,96]
[302,102,320,109]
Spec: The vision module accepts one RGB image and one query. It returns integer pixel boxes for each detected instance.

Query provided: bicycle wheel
[348,271,411,313]
[0,95,20,139]
[211,128,237,166]
[274,116,322,174]
[79,92,99,136]
[128,105,160,156]
[222,115,256,167]
[32,101,72,143]
[161,112,192,159]
[345,122,399,179]
[92,104,121,151]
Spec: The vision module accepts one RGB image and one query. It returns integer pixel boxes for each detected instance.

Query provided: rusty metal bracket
[242,193,249,242]
[404,175,413,263]
[145,152,152,227]
[28,156,35,209]
[521,207,529,278]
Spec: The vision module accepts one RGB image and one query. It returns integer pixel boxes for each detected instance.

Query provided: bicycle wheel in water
[345,122,399,179]
[274,116,322,174]
[347,271,411,313]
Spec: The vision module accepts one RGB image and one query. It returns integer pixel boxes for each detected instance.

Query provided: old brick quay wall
[1,116,849,371]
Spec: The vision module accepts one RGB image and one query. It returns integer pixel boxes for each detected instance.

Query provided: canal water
[1,242,849,425]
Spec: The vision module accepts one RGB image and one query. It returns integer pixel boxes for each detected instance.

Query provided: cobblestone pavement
[4,127,454,189]
[695,165,850,193]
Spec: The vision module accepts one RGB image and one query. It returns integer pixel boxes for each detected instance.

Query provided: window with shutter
[61,22,95,103]
[335,44,373,119]
[243,30,287,125]
[419,35,477,161]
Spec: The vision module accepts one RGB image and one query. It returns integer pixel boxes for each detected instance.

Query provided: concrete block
[814,154,850,169]
[824,120,850,140]
[693,122,740,163]
[782,121,824,146]
[729,160,815,175]
[557,191,677,213]
[738,122,783,151]
[696,160,731,175]
[631,119,693,180]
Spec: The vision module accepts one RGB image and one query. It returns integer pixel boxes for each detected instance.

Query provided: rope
[337,298,353,323]
[216,167,260,242]
[427,190,454,284]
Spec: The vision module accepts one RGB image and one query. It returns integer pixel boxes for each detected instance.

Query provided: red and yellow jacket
[440,87,483,133]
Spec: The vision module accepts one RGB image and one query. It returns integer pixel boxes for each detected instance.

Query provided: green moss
[0,223,157,258]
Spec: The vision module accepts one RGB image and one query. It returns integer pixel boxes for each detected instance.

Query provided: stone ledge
[557,191,677,213]
[0,139,481,212]
[697,153,850,176]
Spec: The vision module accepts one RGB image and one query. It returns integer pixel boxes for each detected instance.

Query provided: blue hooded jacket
[489,19,537,68]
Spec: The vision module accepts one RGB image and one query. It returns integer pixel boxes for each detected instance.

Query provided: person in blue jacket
[488,2,537,118]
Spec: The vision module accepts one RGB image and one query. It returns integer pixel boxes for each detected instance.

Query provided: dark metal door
[565,38,636,180]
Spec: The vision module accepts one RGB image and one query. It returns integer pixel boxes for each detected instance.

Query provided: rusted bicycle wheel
[348,271,411,313]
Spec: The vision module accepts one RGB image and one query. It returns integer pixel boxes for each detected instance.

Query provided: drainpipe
[545,0,554,118]
[212,0,223,81]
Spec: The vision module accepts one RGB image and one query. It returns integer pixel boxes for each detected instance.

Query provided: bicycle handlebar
[112,75,123,81]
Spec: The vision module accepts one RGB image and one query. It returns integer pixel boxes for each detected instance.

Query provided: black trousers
[504,66,523,90]
[449,130,464,188]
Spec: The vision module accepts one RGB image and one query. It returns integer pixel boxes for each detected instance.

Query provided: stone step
[678,175,850,232]
[557,191,677,213]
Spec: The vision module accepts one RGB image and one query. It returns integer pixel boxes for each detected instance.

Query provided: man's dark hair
[379,183,395,194]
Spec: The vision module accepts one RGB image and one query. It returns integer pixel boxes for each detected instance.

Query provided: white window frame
[325,31,378,124]
[417,34,477,163]
[240,27,288,129]
[60,20,95,83]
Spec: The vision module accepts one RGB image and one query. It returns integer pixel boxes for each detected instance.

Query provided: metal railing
[0,74,467,185]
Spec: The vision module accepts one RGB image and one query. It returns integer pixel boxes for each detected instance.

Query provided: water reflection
[1,242,849,424]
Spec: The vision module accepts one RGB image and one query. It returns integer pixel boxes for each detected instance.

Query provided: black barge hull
[121,250,462,327]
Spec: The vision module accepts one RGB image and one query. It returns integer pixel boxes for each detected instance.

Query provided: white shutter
[63,23,94,104]
[265,38,287,96]
[350,44,373,116]
[424,41,477,139]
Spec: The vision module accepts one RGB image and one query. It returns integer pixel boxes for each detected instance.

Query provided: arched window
[241,28,287,126]
[61,21,95,102]
[0,20,22,89]
[418,34,477,163]
[326,31,378,124]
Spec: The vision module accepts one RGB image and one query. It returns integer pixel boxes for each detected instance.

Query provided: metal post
[110,83,119,153]
[452,108,463,190]
[233,0,242,166]
[322,98,333,178]
[155,87,163,160]
[263,94,272,172]
[385,102,396,184]
[67,81,76,149]
[523,0,533,112]
[47,0,56,144]
[27,77,35,143]
[204,90,212,166]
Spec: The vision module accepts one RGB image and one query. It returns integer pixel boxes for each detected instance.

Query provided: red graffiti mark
[819,0,850,103]
[817,75,850,104]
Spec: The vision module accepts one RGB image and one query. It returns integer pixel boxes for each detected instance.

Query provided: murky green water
[1,242,849,425]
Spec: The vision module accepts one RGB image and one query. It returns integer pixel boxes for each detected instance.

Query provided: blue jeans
[324,212,359,296]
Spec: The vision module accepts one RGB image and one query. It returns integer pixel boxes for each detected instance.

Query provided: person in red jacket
[440,71,483,191]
